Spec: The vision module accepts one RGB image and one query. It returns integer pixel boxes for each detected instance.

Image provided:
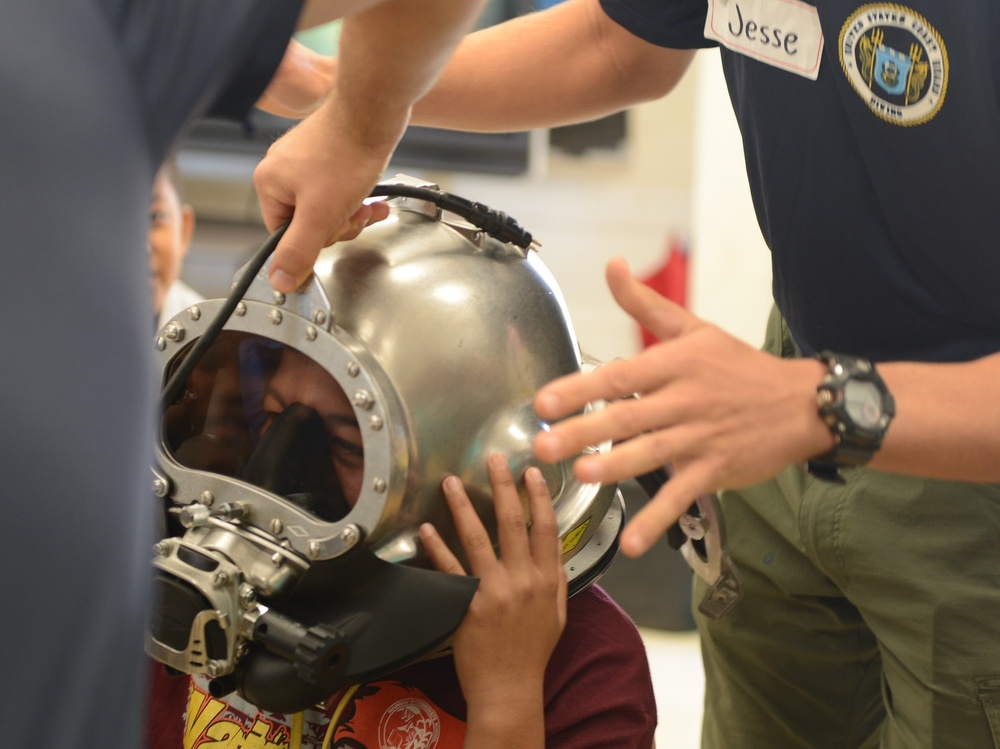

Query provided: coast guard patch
[839,4,948,125]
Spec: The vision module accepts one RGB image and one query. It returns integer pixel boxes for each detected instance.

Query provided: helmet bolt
[340,525,359,546]
[163,322,184,342]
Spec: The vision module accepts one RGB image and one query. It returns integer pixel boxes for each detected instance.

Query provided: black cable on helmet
[368,182,536,249]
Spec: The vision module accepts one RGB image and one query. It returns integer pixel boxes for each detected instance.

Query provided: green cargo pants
[695,307,1000,748]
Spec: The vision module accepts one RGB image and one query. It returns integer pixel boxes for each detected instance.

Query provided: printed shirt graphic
[838,4,948,126]
[184,675,467,749]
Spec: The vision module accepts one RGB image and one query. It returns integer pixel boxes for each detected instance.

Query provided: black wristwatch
[807,350,895,482]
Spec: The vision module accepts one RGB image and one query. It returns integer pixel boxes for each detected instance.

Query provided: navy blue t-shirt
[602,0,1000,363]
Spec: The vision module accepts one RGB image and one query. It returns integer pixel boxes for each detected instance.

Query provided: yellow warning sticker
[561,517,591,555]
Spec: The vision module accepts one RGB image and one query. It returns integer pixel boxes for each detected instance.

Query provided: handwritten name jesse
[727,3,799,56]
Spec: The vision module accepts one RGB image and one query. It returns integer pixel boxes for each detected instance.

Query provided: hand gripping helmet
[146,177,624,713]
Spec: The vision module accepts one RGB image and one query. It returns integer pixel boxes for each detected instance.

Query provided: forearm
[330,0,487,146]
[411,0,695,132]
[259,0,486,122]
[869,353,1000,482]
[774,352,1000,483]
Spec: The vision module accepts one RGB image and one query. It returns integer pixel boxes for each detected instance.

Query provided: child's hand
[420,454,566,740]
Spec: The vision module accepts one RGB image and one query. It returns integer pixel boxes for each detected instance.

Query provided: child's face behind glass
[262,348,365,508]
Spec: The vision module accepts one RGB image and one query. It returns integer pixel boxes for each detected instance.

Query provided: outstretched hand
[420,455,566,742]
[533,257,832,558]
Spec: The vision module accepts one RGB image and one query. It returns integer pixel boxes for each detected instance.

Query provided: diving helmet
[146,176,624,713]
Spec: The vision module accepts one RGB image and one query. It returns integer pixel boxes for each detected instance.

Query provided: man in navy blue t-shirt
[408,1,1000,745]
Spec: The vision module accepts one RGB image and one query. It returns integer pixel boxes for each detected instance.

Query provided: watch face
[843,380,883,429]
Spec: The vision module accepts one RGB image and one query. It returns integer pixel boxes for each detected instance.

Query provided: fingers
[525,467,568,610]
[262,200,390,293]
[533,258,696,425]
[533,363,633,427]
[568,427,686,485]
[534,390,679,465]
[439,473,499,579]
[432,456,561,580]
[534,351,672,426]
[605,257,695,342]
[268,212,329,292]
[487,455,531,566]
[337,201,390,241]
[264,199,359,291]
[419,521,467,576]
[619,461,717,557]
[523,466,561,576]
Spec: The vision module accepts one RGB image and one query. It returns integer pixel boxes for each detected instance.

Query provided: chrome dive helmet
[146,177,623,713]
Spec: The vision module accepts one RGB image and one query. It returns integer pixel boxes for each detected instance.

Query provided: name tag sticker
[705,0,824,80]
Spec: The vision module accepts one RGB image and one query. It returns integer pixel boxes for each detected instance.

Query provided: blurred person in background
[1,1,486,746]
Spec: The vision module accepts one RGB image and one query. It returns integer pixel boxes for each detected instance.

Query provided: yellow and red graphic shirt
[183,671,467,749]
